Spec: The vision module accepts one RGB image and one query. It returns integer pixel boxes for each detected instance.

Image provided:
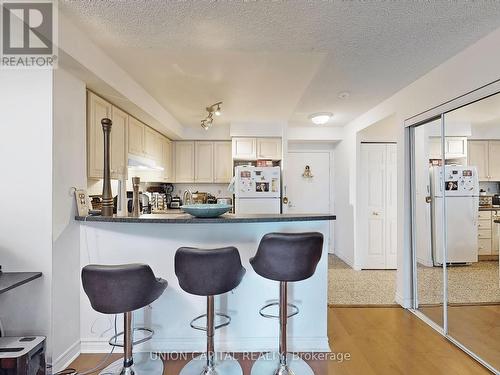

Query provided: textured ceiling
[60,1,500,129]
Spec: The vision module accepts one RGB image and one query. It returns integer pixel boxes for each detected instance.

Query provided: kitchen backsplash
[479,181,500,194]
[173,183,232,199]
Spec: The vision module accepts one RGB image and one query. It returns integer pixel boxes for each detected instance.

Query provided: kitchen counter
[479,207,500,211]
[75,212,336,224]
[77,212,334,354]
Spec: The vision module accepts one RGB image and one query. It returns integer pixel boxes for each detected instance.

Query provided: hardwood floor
[422,305,500,371]
[67,307,491,375]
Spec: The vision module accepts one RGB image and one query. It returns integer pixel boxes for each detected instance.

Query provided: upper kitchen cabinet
[87,92,127,180]
[214,141,233,183]
[429,136,467,160]
[488,141,500,180]
[468,140,500,181]
[144,127,162,162]
[110,106,128,178]
[195,142,214,183]
[174,141,195,183]
[468,140,489,180]
[87,92,110,179]
[161,137,172,181]
[232,137,282,160]
[257,138,282,159]
[232,137,257,160]
[128,117,145,156]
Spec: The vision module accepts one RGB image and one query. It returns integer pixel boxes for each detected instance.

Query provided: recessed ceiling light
[309,112,333,125]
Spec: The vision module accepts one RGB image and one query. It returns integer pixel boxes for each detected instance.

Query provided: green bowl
[181,204,232,218]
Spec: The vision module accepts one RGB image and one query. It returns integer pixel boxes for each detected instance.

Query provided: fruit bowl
[181,204,232,218]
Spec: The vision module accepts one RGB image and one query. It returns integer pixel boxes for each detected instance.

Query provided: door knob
[283,197,289,204]
[425,196,432,203]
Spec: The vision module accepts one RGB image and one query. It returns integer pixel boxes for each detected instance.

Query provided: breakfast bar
[76,213,335,354]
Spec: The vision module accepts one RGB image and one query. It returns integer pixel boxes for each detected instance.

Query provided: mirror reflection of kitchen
[442,93,500,370]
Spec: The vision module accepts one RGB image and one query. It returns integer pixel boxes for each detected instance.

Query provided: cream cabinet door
[87,92,112,179]
[161,137,173,181]
[257,138,282,160]
[110,106,128,179]
[445,137,467,159]
[195,142,214,183]
[468,141,489,180]
[488,141,500,181]
[214,141,233,183]
[492,213,500,255]
[232,137,256,160]
[144,127,162,162]
[128,117,144,156]
[174,142,195,183]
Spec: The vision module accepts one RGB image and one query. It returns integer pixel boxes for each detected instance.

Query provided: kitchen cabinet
[429,137,467,160]
[174,142,195,183]
[477,210,500,256]
[468,140,500,181]
[144,127,162,162]
[87,92,127,179]
[128,117,145,157]
[257,138,282,160]
[468,141,489,180]
[195,142,214,183]
[161,137,172,181]
[214,141,233,183]
[488,141,500,181]
[232,137,257,160]
[232,137,282,160]
[110,106,128,178]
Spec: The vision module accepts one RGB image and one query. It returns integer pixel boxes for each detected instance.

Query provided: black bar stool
[82,264,168,375]
[175,246,246,375]
[250,232,324,375]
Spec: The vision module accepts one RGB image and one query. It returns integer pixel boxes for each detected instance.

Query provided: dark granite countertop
[494,219,500,224]
[0,272,42,294]
[76,213,336,224]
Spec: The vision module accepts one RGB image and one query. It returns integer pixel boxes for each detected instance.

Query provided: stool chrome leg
[179,296,242,375]
[251,282,314,375]
[99,312,164,375]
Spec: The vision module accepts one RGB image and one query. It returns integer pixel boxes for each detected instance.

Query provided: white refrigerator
[430,165,479,265]
[234,166,281,214]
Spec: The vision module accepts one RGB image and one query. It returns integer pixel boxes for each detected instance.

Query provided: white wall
[0,70,53,357]
[338,25,500,307]
[358,115,398,142]
[52,68,87,370]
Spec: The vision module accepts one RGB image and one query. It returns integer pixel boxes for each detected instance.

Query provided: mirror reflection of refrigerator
[430,165,479,265]
[235,166,281,214]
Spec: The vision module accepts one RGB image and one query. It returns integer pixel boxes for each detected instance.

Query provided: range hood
[127,154,164,170]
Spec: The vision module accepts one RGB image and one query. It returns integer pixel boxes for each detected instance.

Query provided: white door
[283,152,331,214]
[360,143,397,269]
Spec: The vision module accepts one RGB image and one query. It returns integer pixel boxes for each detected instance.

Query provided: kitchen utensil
[169,196,182,209]
[181,204,232,218]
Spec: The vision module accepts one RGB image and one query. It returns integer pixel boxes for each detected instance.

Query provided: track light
[200,102,223,130]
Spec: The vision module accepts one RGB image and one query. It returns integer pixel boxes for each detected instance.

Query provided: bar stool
[175,246,246,375]
[82,264,168,375]
[250,232,324,375]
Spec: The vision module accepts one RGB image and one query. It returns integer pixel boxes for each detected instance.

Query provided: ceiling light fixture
[201,102,223,129]
[309,112,333,125]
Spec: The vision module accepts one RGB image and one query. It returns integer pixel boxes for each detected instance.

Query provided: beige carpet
[328,255,500,305]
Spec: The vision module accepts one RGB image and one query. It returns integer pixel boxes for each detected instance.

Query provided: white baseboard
[332,248,354,268]
[52,340,81,373]
[81,337,331,354]
[395,292,413,309]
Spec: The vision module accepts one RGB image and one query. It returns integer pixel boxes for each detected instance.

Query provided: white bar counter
[76,213,335,354]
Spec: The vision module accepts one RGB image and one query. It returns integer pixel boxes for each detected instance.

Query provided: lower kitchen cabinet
[477,210,500,256]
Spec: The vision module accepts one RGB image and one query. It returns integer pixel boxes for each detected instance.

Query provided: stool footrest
[259,302,299,319]
[108,327,154,348]
[190,313,231,331]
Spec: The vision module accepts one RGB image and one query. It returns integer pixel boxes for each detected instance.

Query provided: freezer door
[433,196,479,264]
[235,166,281,198]
[235,198,281,214]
